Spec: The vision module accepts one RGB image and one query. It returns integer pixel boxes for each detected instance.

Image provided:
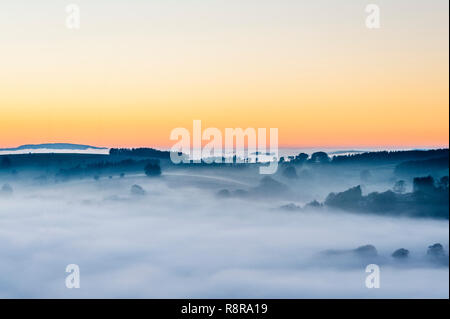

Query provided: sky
[0,0,448,149]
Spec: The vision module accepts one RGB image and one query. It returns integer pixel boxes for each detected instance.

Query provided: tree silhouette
[310,152,330,163]
[294,153,309,164]
[413,176,435,193]
[144,162,161,177]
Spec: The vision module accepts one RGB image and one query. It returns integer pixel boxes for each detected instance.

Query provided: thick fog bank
[0,174,448,298]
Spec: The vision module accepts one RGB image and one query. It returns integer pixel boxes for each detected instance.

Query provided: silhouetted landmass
[279,153,309,164]
[0,153,110,169]
[325,186,365,211]
[2,149,447,172]
[293,153,309,164]
[0,143,107,151]
[332,149,448,164]
[109,148,171,159]
[0,153,162,179]
[324,176,449,219]
[278,149,449,174]
[279,151,331,165]
[1,148,448,220]
[55,158,160,181]
[310,152,331,163]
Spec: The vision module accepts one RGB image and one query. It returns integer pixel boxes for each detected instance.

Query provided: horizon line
[1,141,449,152]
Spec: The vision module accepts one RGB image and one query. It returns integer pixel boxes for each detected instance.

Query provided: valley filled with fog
[0,149,448,298]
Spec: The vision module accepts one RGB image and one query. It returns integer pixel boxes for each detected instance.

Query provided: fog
[0,171,448,298]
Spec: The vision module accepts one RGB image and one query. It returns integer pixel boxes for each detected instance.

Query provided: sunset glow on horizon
[1,0,448,149]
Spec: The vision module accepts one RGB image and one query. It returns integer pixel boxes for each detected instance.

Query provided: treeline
[109,148,171,159]
[56,158,160,180]
[0,153,108,169]
[331,149,448,164]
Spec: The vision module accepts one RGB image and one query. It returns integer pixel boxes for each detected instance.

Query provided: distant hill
[0,143,107,151]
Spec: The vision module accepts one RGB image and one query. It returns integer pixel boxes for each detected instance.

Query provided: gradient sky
[0,0,448,149]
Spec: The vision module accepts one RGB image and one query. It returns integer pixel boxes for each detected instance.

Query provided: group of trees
[322,175,449,219]
[144,162,161,177]
[413,175,449,193]
[56,159,162,180]
[109,148,170,159]
[280,152,330,165]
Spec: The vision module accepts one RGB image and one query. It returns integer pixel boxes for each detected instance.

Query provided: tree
[294,153,309,164]
[392,248,409,259]
[325,185,363,210]
[144,162,161,177]
[413,176,435,193]
[310,152,330,163]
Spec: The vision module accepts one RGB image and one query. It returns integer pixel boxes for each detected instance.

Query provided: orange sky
[0,0,448,149]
